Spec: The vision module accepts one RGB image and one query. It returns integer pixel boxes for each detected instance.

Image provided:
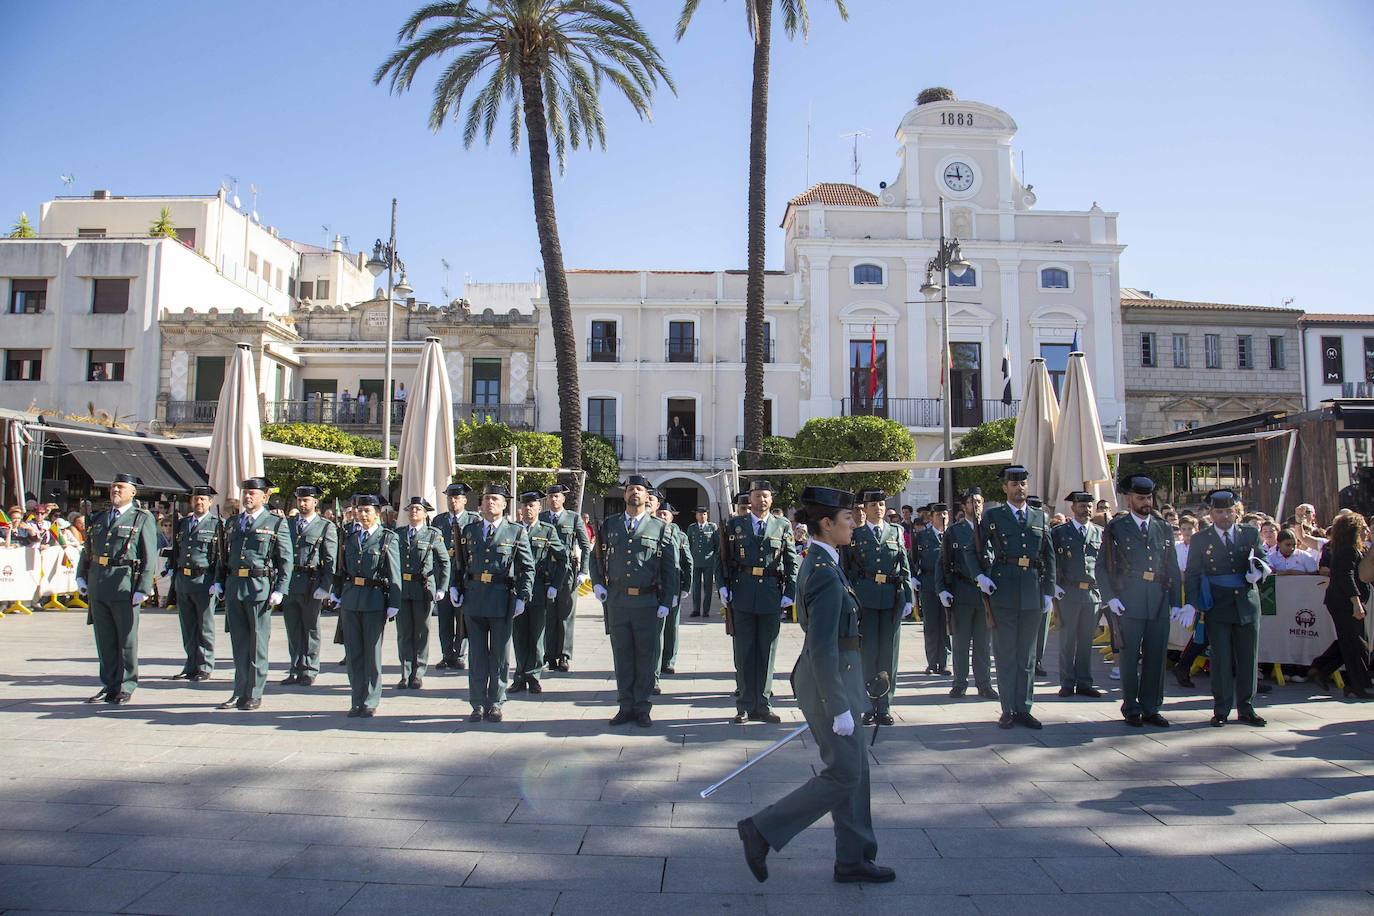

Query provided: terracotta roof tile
[1300,312,1374,325]
[1120,294,1301,316]
[786,182,880,208]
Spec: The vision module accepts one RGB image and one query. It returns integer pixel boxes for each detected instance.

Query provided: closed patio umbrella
[1010,357,1060,496]
[1047,351,1114,509]
[395,337,455,509]
[205,343,264,513]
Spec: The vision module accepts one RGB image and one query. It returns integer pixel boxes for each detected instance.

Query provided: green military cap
[1205,488,1238,508]
[660,503,677,515]
[1117,475,1155,495]
[240,476,273,493]
[1065,491,1094,504]
[748,479,775,493]
[696,505,710,513]
[444,482,471,496]
[519,490,545,504]
[112,473,143,486]
[353,494,381,507]
[960,486,982,502]
[189,485,216,497]
[1026,495,1043,509]
[1000,465,1030,481]
[295,485,323,498]
[858,488,887,504]
[405,496,434,511]
[623,474,653,490]
[545,484,571,496]
[483,484,511,498]
[734,492,750,506]
[800,486,854,509]
[929,502,948,512]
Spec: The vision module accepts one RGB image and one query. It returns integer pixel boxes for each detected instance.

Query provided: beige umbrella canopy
[1011,357,1060,499]
[205,343,264,513]
[1047,351,1114,509]
[395,337,456,511]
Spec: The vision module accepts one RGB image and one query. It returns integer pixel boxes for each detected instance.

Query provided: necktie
[108,508,118,527]
[1140,520,1148,537]
[189,516,199,535]
[357,529,366,551]
[241,513,250,535]
[1016,509,1025,526]
[484,522,492,543]
[296,518,306,538]
[755,518,763,538]
[1224,530,1232,549]
[628,516,637,534]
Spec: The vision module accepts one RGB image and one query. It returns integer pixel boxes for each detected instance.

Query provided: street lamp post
[919,196,972,512]
[366,199,411,498]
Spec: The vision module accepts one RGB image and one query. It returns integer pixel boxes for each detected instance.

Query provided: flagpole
[939,197,954,513]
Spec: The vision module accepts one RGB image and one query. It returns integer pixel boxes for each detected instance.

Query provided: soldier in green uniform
[846,489,914,727]
[541,483,591,672]
[653,496,693,684]
[1051,491,1105,699]
[911,502,949,676]
[279,485,338,687]
[214,477,293,711]
[717,480,799,724]
[395,496,450,690]
[591,475,679,727]
[978,466,1056,729]
[1183,488,1271,727]
[433,482,478,671]
[452,484,534,722]
[940,489,996,699]
[687,507,719,618]
[76,473,159,704]
[738,486,894,886]
[1100,475,1183,728]
[168,485,223,683]
[338,494,401,717]
[1028,495,1051,678]
[511,490,566,695]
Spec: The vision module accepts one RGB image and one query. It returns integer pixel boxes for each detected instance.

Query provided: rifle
[938,525,957,636]
[595,517,610,635]
[718,516,735,637]
[970,514,998,632]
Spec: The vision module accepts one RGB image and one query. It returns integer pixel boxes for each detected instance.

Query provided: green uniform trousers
[753,648,877,864]
[436,595,465,663]
[1057,594,1098,690]
[1208,618,1259,719]
[281,593,323,678]
[993,606,1046,716]
[952,600,992,692]
[660,602,681,675]
[91,596,139,696]
[512,602,548,681]
[545,586,576,665]
[733,611,781,715]
[1035,611,1051,667]
[609,605,664,715]
[342,609,386,710]
[174,586,215,678]
[691,566,715,616]
[465,614,512,710]
[1119,614,1169,716]
[920,586,949,671]
[860,607,901,714]
[395,598,433,681]
[226,596,272,701]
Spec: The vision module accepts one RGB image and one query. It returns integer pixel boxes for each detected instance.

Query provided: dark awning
[46,427,208,495]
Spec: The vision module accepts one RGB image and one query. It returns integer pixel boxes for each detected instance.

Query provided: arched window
[948,266,977,287]
[853,263,883,285]
[1040,267,1070,289]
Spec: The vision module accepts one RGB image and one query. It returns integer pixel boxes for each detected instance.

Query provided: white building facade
[1300,314,1374,407]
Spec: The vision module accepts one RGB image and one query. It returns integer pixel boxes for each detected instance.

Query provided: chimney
[332,235,343,252]
[92,190,110,200]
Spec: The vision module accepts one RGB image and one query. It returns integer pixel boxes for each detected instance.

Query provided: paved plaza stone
[1,599,1373,913]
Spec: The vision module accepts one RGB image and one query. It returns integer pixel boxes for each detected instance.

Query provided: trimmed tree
[8,212,35,239]
[949,416,1015,499]
[261,423,391,505]
[740,434,808,508]
[149,207,178,239]
[790,415,915,500]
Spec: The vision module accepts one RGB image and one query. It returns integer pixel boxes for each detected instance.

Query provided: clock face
[943,162,975,192]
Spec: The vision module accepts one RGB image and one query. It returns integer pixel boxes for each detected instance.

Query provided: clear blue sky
[3,1,1371,312]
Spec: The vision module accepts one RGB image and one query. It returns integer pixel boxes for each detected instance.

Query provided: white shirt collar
[362,523,379,536]
[811,540,840,564]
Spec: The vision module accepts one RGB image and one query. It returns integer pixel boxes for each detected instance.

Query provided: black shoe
[334,659,347,666]
[610,709,636,726]
[485,708,504,723]
[188,673,207,682]
[663,666,676,675]
[85,691,108,704]
[731,712,749,724]
[1174,668,1196,689]
[637,712,652,728]
[750,711,782,724]
[998,712,1015,729]
[1035,665,1048,678]
[1237,711,1267,727]
[279,674,300,686]
[409,677,422,690]
[557,658,569,672]
[924,666,935,674]
[948,687,967,698]
[238,698,261,711]
[347,707,361,717]
[834,859,896,884]
[861,711,876,726]
[108,692,132,705]
[298,676,315,687]
[652,686,662,695]
[360,707,375,718]
[1211,715,1227,727]
[395,678,409,690]
[1345,687,1373,700]
[737,818,770,883]
[1143,713,1170,728]
[217,696,241,710]
[1311,668,1333,693]
[979,687,999,700]
[509,679,527,694]
[1015,712,1043,730]
[454,658,467,670]
[169,672,191,681]
[876,712,895,727]
[1076,686,1103,698]
[470,708,485,722]
[435,659,451,670]
[937,667,952,676]
[1124,713,1144,727]
[527,679,542,695]
[690,611,701,618]
[1058,686,1074,698]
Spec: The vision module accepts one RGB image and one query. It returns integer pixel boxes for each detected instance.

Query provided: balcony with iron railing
[587,336,621,363]
[841,397,1020,429]
[164,398,535,430]
[740,338,776,363]
[586,432,624,458]
[666,337,700,363]
[658,434,704,462]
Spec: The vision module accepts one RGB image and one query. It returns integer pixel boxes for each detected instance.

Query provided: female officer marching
[736,486,895,885]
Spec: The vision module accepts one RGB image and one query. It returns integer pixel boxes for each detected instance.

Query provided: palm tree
[676,0,846,458]
[375,1,673,471]
[149,207,178,239]
[8,212,35,239]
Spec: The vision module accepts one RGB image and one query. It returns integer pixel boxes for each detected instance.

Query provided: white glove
[780,596,794,609]
[1054,585,1066,600]
[328,593,339,604]
[312,587,330,600]
[1178,604,1198,629]
[938,590,953,607]
[75,577,88,596]
[1107,598,1126,616]
[901,602,913,619]
[449,586,460,605]
[385,606,399,619]
[1042,595,1054,613]
[546,586,558,600]
[513,599,525,618]
[913,577,921,590]
[132,591,147,606]
[656,605,670,619]
[1168,606,1182,623]
[576,572,590,586]
[209,582,224,598]
[268,591,283,607]
[1245,566,1262,585]
[976,574,996,595]
[719,587,731,605]
[455,593,465,608]
[832,710,855,736]
[593,584,607,602]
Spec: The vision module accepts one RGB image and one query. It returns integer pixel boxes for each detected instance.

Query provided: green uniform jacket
[592,513,679,611]
[79,504,159,596]
[169,513,224,594]
[339,525,402,612]
[285,515,339,597]
[844,522,914,611]
[218,510,293,603]
[455,518,535,617]
[687,522,719,567]
[398,524,451,601]
[525,519,568,606]
[1052,519,1103,603]
[979,504,1056,610]
[541,508,591,584]
[941,519,983,604]
[1184,524,1266,625]
[668,522,694,589]
[1100,513,1183,618]
[912,526,943,588]
[716,514,799,615]
[795,546,862,718]
[435,509,480,575]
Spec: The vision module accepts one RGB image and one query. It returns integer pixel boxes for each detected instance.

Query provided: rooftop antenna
[59,173,75,188]
[441,258,453,301]
[225,175,240,210]
[249,183,260,223]
[840,129,869,186]
[805,102,813,188]
[320,224,331,244]
[1281,296,1295,307]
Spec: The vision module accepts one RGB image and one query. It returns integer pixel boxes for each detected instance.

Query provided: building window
[298,280,314,300]
[853,263,883,285]
[1173,419,1199,432]
[1140,332,1156,368]
[4,349,42,381]
[587,397,616,438]
[1041,342,1071,396]
[248,252,258,273]
[742,320,775,362]
[1040,267,1070,289]
[77,228,106,239]
[315,279,330,300]
[8,279,47,314]
[175,227,197,250]
[848,338,888,412]
[275,267,284,290]
[1172,333,1188,368]
[1205,333,1221,369]
[92,277,130,314]
[471,358,501,408]
[261,260,271,283]
[667,320,696,362]
[1269,335,1285,370]
[1365,338,1374,384]
[589,320,618,362]
[1321,336,1344,383]
[87,349,125,382]
[948,266,977,287]
[1237,335,1253,370]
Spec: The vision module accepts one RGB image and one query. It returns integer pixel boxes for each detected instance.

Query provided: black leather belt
[467,573,512,585]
